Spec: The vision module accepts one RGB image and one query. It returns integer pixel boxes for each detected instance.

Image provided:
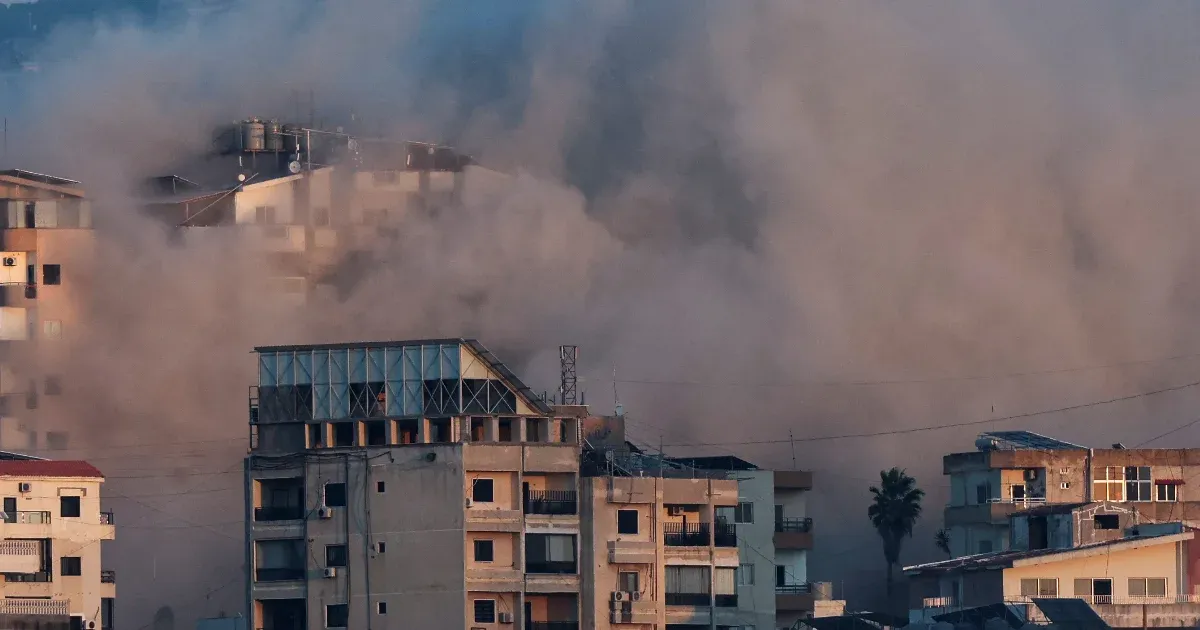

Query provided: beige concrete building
[943,430,1200,558]
[0,454,115,630]
[246,339,586,630]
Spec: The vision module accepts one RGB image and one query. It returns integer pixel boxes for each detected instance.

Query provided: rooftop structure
[974,431,1086,452]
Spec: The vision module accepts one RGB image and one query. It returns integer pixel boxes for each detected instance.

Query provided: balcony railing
[524,490,578,516]
[1006,595,1200,606]
[776,583,812,594]
[0,598,68,615]
[255,567,305,582]
[0,511,50,524]
[101,569,115,584]
[715,594,738,607]
[255,506,304,522]
[923,596,956,608]
[100,511,114,525]
[664,522,710,547]
[4,572,51,583]
[525,561,577,575]
[527,622,579,630]
[666,593,710,606]
[775,517,813,533]
[714,522,737,547]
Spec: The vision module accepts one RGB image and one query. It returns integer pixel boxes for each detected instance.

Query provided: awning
[1157,478,1185,485]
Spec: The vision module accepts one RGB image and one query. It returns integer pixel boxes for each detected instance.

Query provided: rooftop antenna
[612,364,623,417]
[559,345,578,405]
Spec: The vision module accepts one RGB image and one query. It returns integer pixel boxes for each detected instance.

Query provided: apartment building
[0,453,115,630]
[245,339,586,630]
[0,169,93,452]
[942,430,1200,558]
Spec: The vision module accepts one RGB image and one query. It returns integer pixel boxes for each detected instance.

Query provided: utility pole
[789,429,797,469]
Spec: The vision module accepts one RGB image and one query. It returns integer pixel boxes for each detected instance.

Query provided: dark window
[376,602,387,615]
[325,604,348,629]
[1125,466,1153,502]
[325,545,347,568]
[472,478,494,503]
[324,483,346,508]
[60,496,80,518]
[735,502,754,524]
[473,539,494,562]
[1094,514,1120,530]
[3,497,14,514]
[42,265,60,286]
[376,542,385,554]
[617,509,639,535]
[60,556,81,576]
[978,540,993,553]
[473,600,496,624]
[376,481,385,493]
[44,376,62,396]
[308,424,324,448]
[775,565,786,587]
[102,597,114,630]
[976,484,989,504]
[332,422,355,447]
[366,420,387,445]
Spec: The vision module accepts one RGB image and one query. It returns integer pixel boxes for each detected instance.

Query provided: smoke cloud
[3,0,1200,620]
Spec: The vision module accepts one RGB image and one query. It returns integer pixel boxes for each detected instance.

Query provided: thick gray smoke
[5,0,1200,621]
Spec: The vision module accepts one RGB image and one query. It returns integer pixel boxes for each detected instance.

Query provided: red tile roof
[0,460,103,479]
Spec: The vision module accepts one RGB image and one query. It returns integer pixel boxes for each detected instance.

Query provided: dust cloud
[2,0,1200,620]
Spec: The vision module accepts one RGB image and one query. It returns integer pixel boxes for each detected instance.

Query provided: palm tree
[868,467,925,595]
[935,528,951,558]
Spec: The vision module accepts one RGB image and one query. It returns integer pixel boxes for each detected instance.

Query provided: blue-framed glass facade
[255,342,521,422]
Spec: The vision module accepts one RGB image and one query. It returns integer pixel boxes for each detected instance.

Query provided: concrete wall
[1002,540,1182,599]
[734,470,777,630]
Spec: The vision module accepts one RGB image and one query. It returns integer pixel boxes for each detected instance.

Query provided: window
[473,599,496,624]
[525,534,576,573]
[60,496,80,518]
[1125,466,1152,502]
[617,509,639,535]
[666,565,712,605]
[376,602,387,615]
[1019,578,1058,597]
[620,571,639,593]
[60,556,81,576]
[42,320,62,340]
[1094,514,1120,530]
[735,502,754,524]
[255,206,276,224]
[473,539,494,563]
[1060,482,1071,490]
[44,376,62,396]
[472,478,494,503]
[325,545,347,568]
[42,264,60,286]
[976,483,990,504]
[325,604,348,629]
[1074,578,1113,602]
[376,481,385,493]
[776,565,787,587]
[324,483,346,508]
[314,207,330,226]
[1060,467,1071,474]
[1129,578,1168,598]
[1156,483,1178,502]
[375,542,386,554]
[738,563,755,585]
[1093,467,1125,501]
[978,540,993,554]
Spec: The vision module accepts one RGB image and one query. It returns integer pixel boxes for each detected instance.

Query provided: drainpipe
[1085,450,1094,502]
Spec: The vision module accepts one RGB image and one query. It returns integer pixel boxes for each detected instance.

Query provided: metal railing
[101,569,115,584]
[255,568,305,582]
[100,511,114,525]
[666,593,710,606]
[775,517,813,533]
[776,583,813,594]
[524,490,578,516]
[255,506,304,522]
[0,511,50,524]
[4,572,51,583]
[527,622,579,630]
[714,522,737,547]
[924,596,956,608]
[0,598,68,615]
[1006,595,1200,605]
[715,594,738,607]
[664,522,710,547]
[525,561,577,575]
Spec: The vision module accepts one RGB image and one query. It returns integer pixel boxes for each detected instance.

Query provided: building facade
[0,454,115,630]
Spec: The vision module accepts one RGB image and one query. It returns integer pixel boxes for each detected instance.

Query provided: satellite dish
[347,139,359,151]
[236,173,247,182]
[288,161,302,174]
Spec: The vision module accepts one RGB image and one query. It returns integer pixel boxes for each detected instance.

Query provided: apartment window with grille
[1156,483,1179,502]
[325,545,347,568]
[325,604,348,629]
[60,556,81,576]
[1019,578,1058,597]
[473,600,496,624]
[734,502,754,524]
[472,478,494,503]
[1125,467,1152,502]
[42,264,60,285]
[617,509,638,535]
[324,483,346,508]
[738,563,755,585]
[473,539,494,563]
[1129,578,1167,598]
[1093,467,1125,501]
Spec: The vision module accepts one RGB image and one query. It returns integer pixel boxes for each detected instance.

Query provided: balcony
[776,583,815,612]
[524,490,577,516]
[525,561,576,575]
[4,572,51,583]
[774,470,813,491]
[776,517,812,532]
[714,522,737,547]
[255,506,304,522]
[774,517,814,550]
[100,511,114,525]
[255,568,305,582]
[664,522,710,547]
[101,569,115,584]
[0,511,50,524]
[0,598,68,615]
[666,593,709,606]
[528,623,578,630]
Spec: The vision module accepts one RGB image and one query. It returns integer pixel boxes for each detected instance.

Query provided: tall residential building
[0,169,93,452]
[943,430,1200,558]
[0,453,115,630]
[245,339,587,630]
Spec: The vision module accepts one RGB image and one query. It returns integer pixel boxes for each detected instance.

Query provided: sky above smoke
[6,0,1200,620]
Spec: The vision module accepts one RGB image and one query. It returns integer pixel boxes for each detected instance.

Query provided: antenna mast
[559,345,578,405]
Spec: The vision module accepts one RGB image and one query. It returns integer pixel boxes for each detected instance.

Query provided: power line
[661,378,1200,447]
[1132,417,1200,448]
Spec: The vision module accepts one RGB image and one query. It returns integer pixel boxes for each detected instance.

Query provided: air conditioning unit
[318,506,333,519]
[18,483,30,493]
[2,258,15,267]
[497,612,513,624]
[465,498,474,508]
[612,591,627,602]
[630,591,642,601]
[667,506,683,517]
[323,567,337,578]
[1025,469,1039,481]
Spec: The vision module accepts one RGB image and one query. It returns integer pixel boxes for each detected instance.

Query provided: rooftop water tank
[263,120,283,152]
[241,118,265,152]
